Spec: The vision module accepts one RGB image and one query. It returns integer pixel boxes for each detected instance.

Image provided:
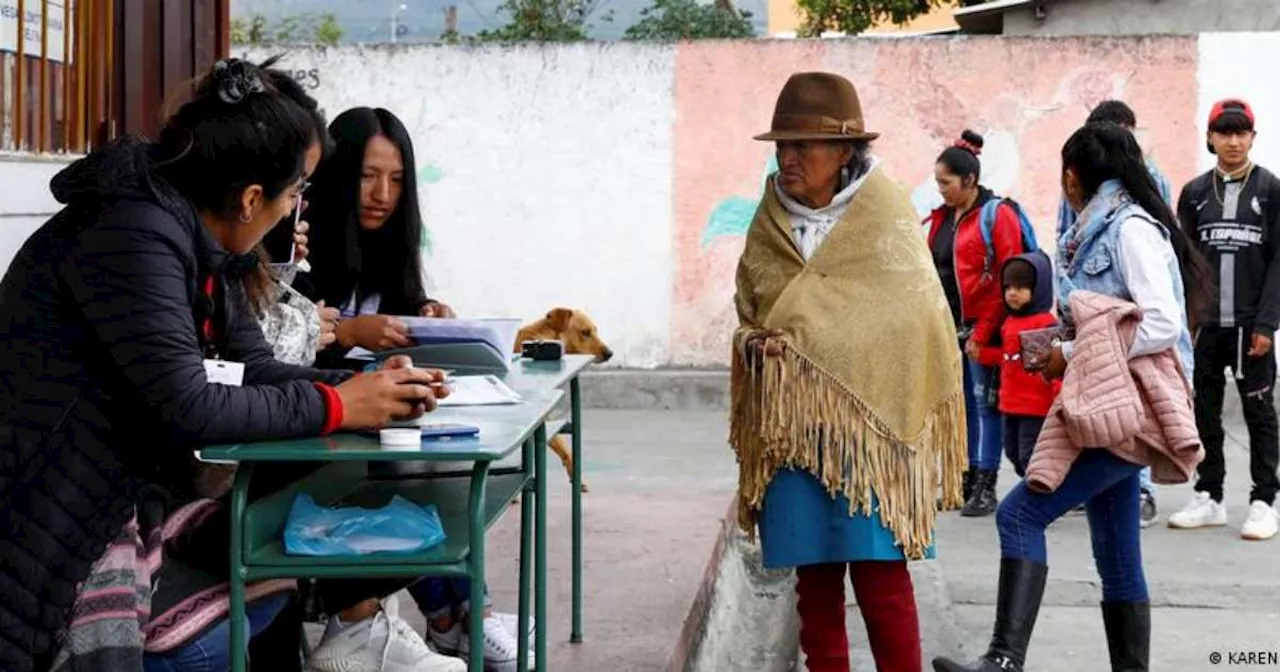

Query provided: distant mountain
[232,0,767,42]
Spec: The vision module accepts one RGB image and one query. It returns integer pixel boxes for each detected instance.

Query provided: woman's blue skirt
[757,468,937,569]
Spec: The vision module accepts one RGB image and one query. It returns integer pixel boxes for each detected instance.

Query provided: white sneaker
[309,598,466,672]
[427,613,530,671]
[1166,491,1228,529]
[1240,500,1280,541]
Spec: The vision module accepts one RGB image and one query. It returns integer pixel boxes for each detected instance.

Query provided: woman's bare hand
[420,301,457,319]
[1042,344,1068,381]
[335,314,412,351]
[334,365,448,429]
[316,300,340,351]
[742,328,786,365]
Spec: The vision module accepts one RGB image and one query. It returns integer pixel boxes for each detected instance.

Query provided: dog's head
[522,308,613,362]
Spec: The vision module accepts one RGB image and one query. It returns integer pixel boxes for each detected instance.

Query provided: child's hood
[1002,250,1055,315]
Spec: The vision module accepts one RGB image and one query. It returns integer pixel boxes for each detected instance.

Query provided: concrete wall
[1002,0,1280,36]
[243,35,1252,367]
[0,154,73,275]
[0,36,1259,368]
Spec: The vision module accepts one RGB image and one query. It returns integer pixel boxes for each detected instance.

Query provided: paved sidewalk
[301,403,1280,671]
[391,409,738,671]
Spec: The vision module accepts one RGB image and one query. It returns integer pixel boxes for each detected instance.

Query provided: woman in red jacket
[926,130,1027,516]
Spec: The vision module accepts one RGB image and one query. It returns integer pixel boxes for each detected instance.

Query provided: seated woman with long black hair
[297,107,530,671]
[0,59,462,672]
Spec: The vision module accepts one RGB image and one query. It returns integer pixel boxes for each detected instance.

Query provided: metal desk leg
[518,437,534,672]
[468,461,491,672]
[535,423,548,670]
[569,376,584,643]
[229,464,254,672]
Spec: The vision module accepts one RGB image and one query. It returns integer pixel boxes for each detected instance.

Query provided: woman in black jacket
[0,59,445,672]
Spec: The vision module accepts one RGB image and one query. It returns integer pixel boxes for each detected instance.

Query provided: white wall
[245,44,677,368]
[0,154,73,274]
[3,37,1268,368]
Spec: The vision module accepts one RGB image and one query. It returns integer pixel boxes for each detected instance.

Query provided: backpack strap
[980,198,1039,274]
[979,199,1003,273]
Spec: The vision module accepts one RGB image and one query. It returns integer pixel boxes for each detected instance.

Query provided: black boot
[962,469,998,517]
[932,558,1048,672]
[963,467,977,502]
[1101,601,1150,671]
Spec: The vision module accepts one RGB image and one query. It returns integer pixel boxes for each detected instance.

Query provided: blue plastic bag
[284,493,447,556]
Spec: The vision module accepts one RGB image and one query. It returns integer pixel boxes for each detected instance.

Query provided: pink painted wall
[670,36,1198,366]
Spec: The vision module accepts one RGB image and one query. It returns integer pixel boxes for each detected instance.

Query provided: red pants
[795,560,921,672]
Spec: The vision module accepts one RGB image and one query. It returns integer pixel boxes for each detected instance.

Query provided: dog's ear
[545,308,574,333]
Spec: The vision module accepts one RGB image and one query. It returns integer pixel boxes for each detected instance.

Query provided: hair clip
[213,59,265,105]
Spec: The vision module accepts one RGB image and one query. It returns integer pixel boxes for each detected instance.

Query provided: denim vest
[1057,182,1195,378]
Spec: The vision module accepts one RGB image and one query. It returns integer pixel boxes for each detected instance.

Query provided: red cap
[1209,98,1255,128]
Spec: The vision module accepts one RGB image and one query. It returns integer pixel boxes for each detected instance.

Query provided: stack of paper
[436,375,523,407]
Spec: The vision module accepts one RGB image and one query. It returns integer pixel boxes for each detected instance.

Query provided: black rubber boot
[932,558,1048,672]
[1101,601,1150,671]
[961,469,999,517]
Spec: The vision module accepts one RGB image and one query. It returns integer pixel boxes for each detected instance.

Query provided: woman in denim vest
[934,122,1212,672]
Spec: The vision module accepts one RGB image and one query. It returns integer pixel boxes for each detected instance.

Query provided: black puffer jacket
[0,137,351,671]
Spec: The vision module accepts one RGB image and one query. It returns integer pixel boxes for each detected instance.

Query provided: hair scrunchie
[953,137,982,157]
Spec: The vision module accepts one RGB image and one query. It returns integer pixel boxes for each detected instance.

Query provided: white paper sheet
[435,375,523,407]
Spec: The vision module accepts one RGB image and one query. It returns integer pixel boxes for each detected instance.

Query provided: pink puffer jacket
[1026,291,1203,493]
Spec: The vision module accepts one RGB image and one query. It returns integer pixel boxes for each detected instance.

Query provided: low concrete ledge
[580,369,729,410]
[665,497,799,672]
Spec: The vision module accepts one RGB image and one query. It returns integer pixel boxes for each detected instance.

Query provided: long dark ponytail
[1061,122,1214,328]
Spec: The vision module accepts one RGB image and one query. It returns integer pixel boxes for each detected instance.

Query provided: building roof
[952,0,1040,34]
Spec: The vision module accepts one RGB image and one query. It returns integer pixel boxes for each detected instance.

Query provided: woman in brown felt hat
[730,72,966,672]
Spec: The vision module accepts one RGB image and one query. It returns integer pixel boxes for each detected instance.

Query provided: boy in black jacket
[1170,99,1280,541]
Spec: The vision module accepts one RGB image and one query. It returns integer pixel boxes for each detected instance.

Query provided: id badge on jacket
[203,359,245,386]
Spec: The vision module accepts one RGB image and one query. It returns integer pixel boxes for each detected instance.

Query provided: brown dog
[515,308,613,492]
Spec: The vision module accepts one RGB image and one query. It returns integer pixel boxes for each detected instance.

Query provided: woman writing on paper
[294,107,455,367]
[297,106,530,671]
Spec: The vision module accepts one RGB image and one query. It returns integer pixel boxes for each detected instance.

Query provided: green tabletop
[502,354,596,393]
[200,391,563,462]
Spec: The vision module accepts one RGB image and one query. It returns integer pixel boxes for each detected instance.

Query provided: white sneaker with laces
[1240,500,1280,541]
[308,598,466,672]
[427,613,531,671]
[1166,491,1228,529]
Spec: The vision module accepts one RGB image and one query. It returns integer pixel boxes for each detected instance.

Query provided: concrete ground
[924,416,1280,672]
[388,409,738,671]
[304,389,1280,671]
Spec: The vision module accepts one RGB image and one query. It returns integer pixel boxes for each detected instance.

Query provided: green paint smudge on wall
[417,163,444,255]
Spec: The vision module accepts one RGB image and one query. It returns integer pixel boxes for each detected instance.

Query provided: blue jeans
[966,359,1003,471]
[996,450,1147,602]
[1138,467,1154,495]
[408,577,494,620]
[142,592,292,672]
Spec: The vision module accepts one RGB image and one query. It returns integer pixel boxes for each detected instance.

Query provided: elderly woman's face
[776,140,853,208]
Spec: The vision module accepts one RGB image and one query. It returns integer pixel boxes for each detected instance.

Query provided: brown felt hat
[754,72,879,142]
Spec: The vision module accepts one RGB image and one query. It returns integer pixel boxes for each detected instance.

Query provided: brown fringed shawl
[730,168,967,560]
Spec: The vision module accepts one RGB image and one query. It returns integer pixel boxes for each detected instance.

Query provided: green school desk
[202,391,563,672]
